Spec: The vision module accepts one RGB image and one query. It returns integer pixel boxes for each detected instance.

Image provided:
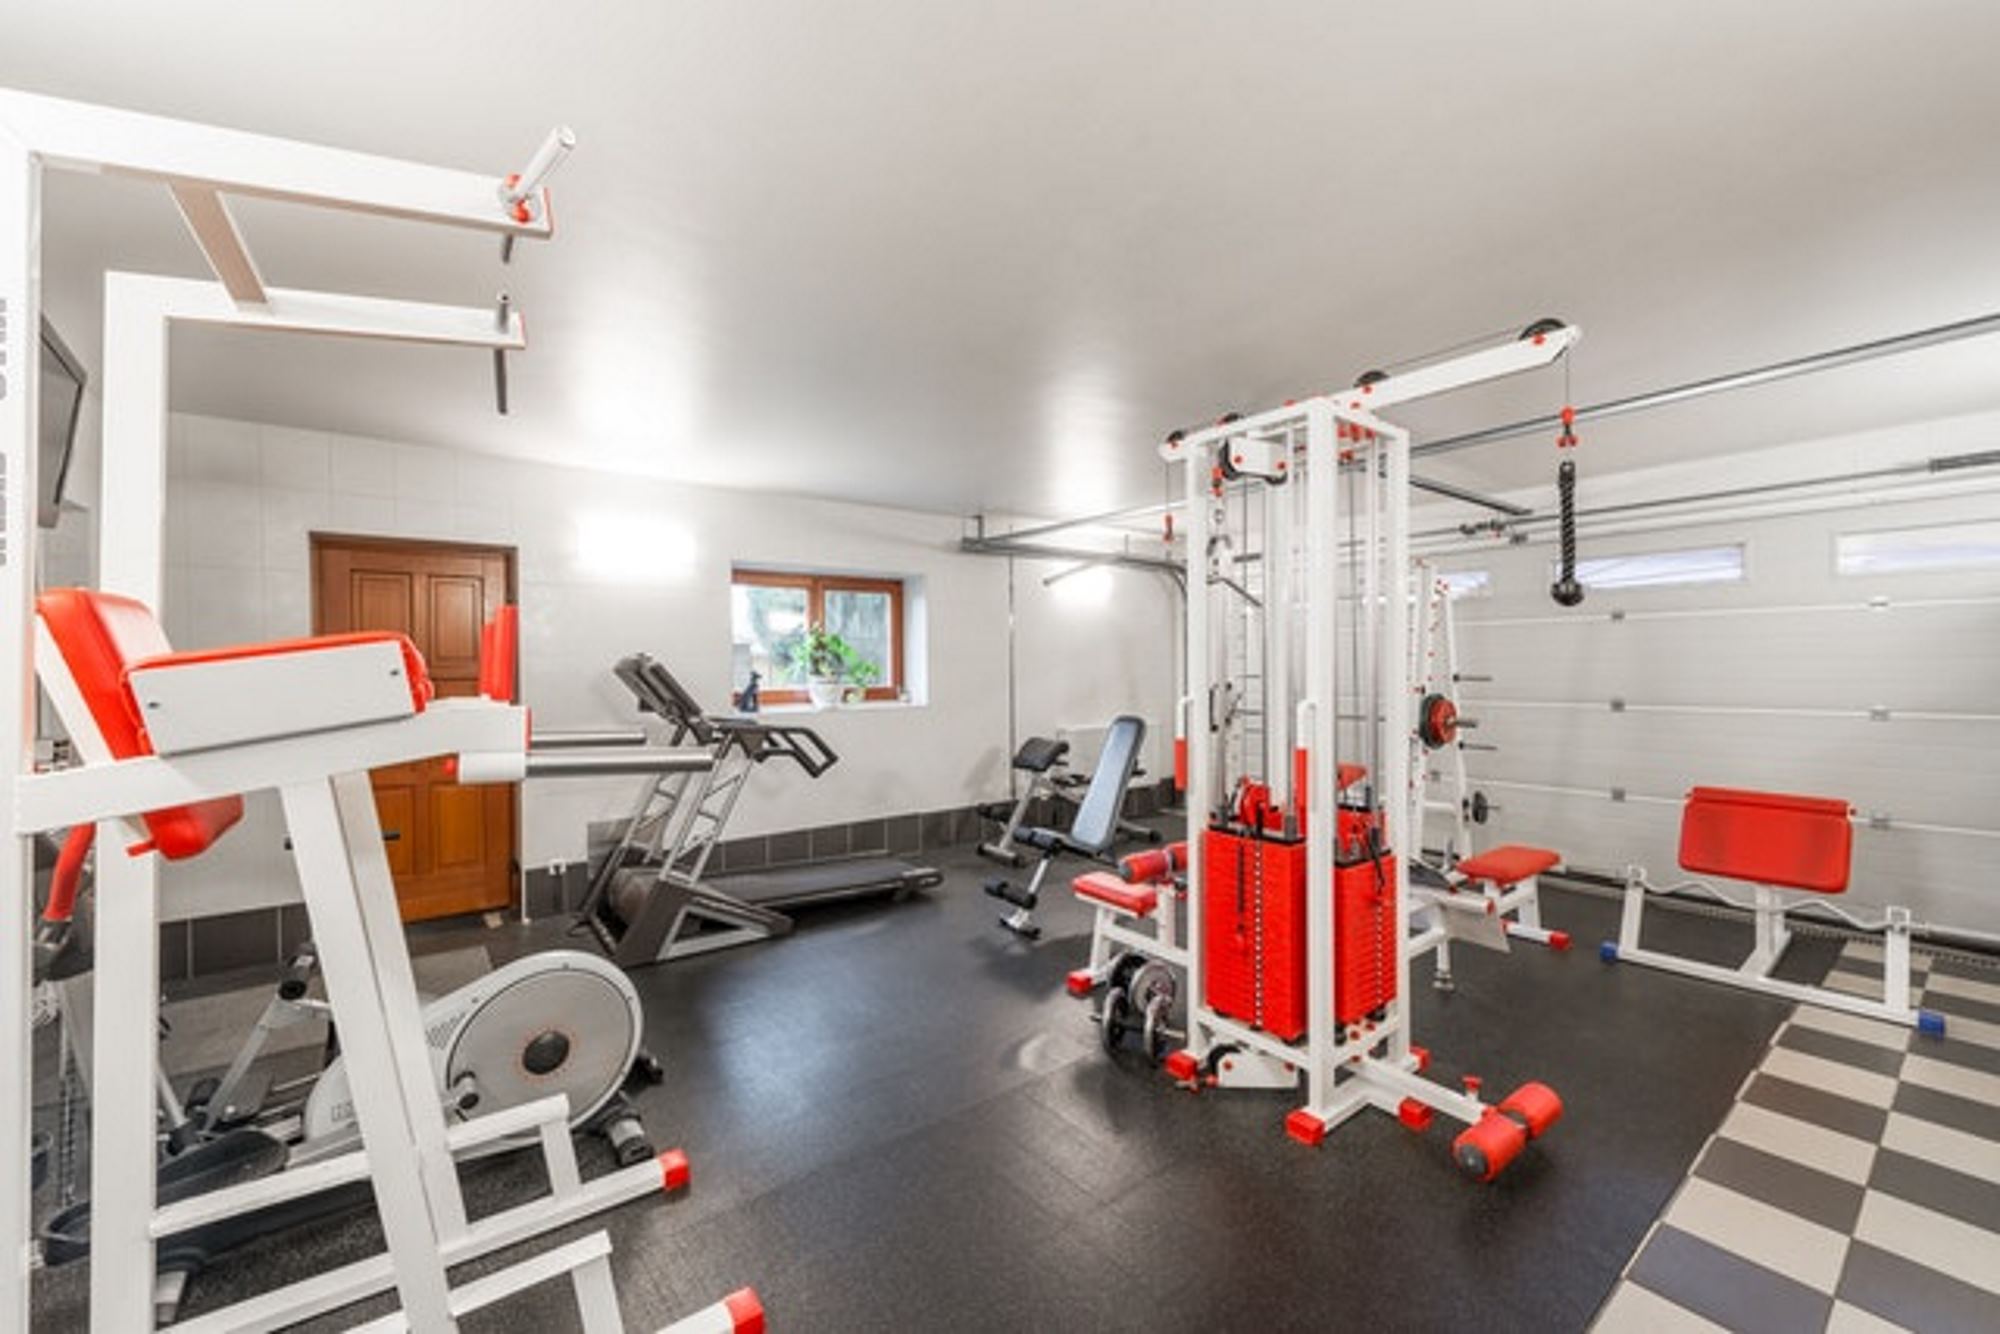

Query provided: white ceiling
[8,2,2000,521]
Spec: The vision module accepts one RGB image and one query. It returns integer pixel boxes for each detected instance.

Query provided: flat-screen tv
[38,317,86,529]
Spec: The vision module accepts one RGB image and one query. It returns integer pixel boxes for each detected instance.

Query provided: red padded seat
[1679,786,1851,894]
[1456,844,1561,888]
[1072,871,1159,918]
[36,588,432,861]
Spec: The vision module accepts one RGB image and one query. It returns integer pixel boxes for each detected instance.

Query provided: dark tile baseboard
[172,781,1184,982]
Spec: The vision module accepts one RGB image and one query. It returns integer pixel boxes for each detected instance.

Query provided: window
[1565,544,1745,591]
[1438,569,1491,599]
[1837,520,2000,576]
[731,569,905,704]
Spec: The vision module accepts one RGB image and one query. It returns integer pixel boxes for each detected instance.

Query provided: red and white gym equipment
[0,89,761,1332]
[1604,786,1946,1035]
[1405,563,1571,987]
[1157,325,1578,1177]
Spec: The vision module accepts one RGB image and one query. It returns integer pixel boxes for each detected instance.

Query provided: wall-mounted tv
[38,317,87,529]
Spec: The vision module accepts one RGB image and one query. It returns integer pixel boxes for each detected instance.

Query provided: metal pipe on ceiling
[1413,309,2000,459]
[1413,447,2000,541]
[958,535,1184,575]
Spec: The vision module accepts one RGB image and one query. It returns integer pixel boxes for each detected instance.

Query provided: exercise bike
[34,824,666,1324]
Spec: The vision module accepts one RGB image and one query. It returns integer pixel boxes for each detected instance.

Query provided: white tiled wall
[140,413,1177,922]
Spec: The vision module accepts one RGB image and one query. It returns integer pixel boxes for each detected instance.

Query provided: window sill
[736,699,925,716]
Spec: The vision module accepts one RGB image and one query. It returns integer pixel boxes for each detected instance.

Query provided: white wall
[138,414,1175,921]
[1429,420,2000,934]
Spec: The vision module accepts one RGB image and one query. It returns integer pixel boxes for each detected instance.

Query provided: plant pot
[806,677,847,709]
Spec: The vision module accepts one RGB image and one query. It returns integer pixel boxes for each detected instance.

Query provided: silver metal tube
[958,536,1183,575]
[982,499,1179,545]
[529,729,648,750]
[523,748,713,778]
[1415,309,2000,458]
[1409,472,1532,516]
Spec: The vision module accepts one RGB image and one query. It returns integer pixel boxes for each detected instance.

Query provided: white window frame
[1560,543,1746,592]
[1835,519,2000,577]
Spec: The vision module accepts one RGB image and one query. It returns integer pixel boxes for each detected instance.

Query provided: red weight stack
[1201,828,1309,1040]
[1334,853,1398,1023]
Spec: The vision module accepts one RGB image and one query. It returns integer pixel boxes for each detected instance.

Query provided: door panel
[314,536,517,922]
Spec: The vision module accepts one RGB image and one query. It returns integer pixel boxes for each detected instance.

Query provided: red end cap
[1065,970,1095,998]
[1163,1049,1200,1084]
[1453,1111,1527,1183]
[1549,930,1574,952]
[1284,1110,1328,1146]
[1409,1044,1431,1074]
[723,1288,766,1334]
[1498,1082,1564,1140]
[658,1148,691,1192]
[1398,1098,1436,1134]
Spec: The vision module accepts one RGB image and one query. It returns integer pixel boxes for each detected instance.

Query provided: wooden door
[313,536,517,922]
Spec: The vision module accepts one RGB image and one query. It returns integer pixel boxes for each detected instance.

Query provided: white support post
[1183,437,1211,1062]
[280,777,456,1331]
[88,840,164,1331]
[329,770,468,1237]
[1380,422,1415,1067]
[0,126,38,1334]
[1303,401,1337,1115]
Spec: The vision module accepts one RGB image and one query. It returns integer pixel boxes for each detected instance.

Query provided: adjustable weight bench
[983,715,1146,940]
[24,590,760,1334]
[1602,786,1944,1034]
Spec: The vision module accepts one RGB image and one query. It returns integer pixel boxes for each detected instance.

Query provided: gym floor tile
[1921,967,2000,1005]
[1821,1299,1912,1334]
[1762,1042,1900,1107]
[1740,1072,1890,1143]
[1625,1224,1834,1334]
[1867,1148,2000,1234]
[1713,1101,1879,1184]
[1774,1024,1909,1078]
[1594,1279,1730,1333]
[1921,984,2000,1028]
[1899,1050,2000,1105]
[1692,1137,1867,1235]
[1784,1003,1913,1052]
[1880,1111,2000,1186]
[1835,1239,2000,1334]
[1659,1176,1850,1292]
[1853,1190,2000,1298]
[1889,1078,2000,1142]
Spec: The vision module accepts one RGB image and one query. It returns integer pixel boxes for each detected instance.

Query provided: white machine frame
[1161,327,1580,1149]
[1,89,752,1333]
[1608,861,1942,1034]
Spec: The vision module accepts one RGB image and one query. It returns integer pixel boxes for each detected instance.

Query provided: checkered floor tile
[1595,942,2000,1333]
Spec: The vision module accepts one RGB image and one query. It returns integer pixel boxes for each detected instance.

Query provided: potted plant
[787,624,879,708]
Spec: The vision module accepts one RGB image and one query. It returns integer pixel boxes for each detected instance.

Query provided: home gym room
[3,4,1997,1332]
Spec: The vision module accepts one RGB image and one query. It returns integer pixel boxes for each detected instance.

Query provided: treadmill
[576,654,943,967]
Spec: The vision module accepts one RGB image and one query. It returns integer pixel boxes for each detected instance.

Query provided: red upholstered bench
[1072,871,1159,919]
[36,588,432,859]
[1679,786,1850,893]
[1455,844,1561,889]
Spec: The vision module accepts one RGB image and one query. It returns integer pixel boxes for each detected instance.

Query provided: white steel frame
[1608,866,1942,1034]
[1160,328,1579,1141]
[0,89,748,1334]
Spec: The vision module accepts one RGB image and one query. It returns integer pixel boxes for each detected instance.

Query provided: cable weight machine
[1159,323,1578,1178]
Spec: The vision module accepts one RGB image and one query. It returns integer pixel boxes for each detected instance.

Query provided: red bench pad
[37,589,246,860]
[1072,871,1159,918]
[1679,786,1851,894]
[37,589,432,862]
[1456,844,1560,887]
